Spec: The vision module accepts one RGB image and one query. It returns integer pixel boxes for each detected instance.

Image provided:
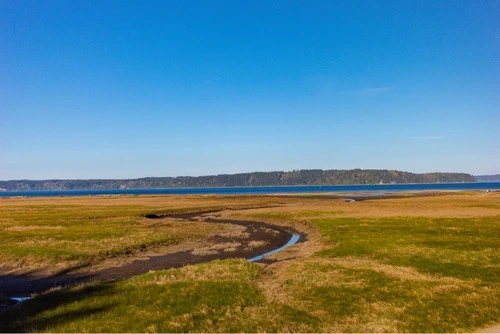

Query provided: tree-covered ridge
[475,174,500,182]
[0,169,476,191]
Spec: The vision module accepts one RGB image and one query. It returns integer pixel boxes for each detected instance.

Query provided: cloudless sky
[1,0,499,180]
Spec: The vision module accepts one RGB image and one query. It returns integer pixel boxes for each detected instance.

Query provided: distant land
[475,174,500,182]
[0,169,477,191]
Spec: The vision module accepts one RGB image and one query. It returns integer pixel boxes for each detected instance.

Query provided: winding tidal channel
[0,210,304,307]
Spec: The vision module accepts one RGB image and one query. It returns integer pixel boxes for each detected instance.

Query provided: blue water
[1,182,499,197]
[10,297,31,303]
[248,234,301,262]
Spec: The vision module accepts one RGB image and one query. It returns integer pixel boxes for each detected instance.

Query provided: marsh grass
[298,215,500,331]
[0,195,287,271]
[0,203,224,270]
[314,216,499,279]
[1,192,499,332]
[1,260,266,332]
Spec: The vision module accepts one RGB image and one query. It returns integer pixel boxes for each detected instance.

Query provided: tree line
[0,169,477,191]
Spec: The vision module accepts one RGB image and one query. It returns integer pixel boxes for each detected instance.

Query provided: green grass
[315,216,499,279]
[0,197,287,269]
[1,195,499,332]
[0,204,224,269]
[306,216,500,331]
[1,260,263,332]
[1,259,328,333]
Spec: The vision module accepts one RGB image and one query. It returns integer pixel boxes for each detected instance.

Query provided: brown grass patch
[248,240,266,248]
[144,259,258,284]
[190,242,241,256]
[228,191,500,220]
[329,257,464,283]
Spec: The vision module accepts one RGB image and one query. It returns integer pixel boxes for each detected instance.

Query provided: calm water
[1,182,499,197]
[249,234,301,262]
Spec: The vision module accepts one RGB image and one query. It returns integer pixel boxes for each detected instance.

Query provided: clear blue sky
[1,0,498,180]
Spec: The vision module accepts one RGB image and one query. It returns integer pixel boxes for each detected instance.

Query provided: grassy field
[0,195,284,274]
[1,191,499,332]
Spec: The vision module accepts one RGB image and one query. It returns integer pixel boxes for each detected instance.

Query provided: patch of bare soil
[0,211,303,300]
[475,324,500,333]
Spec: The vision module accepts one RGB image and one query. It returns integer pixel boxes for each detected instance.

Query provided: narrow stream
[2,210,304,309]
[4,234,301,308]
[248,234,301,262]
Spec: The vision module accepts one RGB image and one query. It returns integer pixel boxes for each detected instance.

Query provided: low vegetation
[1,192,499,332]
[0,195,284,273]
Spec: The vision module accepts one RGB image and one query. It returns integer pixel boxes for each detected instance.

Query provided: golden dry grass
[235,191,500,219]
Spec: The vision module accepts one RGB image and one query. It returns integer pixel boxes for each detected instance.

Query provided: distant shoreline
[1,182,499,198]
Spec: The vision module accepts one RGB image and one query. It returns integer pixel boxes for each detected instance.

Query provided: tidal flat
[0,191,499,332]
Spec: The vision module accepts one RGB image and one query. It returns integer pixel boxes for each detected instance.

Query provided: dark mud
[0,211,303,303]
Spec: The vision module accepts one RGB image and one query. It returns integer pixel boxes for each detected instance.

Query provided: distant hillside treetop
[474,174,500,182]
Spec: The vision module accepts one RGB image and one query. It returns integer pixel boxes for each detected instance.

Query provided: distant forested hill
[475,174,500,182]
[0,169,476,191]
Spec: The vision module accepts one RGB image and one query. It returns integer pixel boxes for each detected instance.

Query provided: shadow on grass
[0,283,113,332]
[0,263,96,296]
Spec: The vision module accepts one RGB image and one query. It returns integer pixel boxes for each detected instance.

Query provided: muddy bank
[0,211,303,301]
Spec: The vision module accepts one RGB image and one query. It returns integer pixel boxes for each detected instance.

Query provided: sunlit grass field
[1,192,499,332]
[0,195,284,273]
